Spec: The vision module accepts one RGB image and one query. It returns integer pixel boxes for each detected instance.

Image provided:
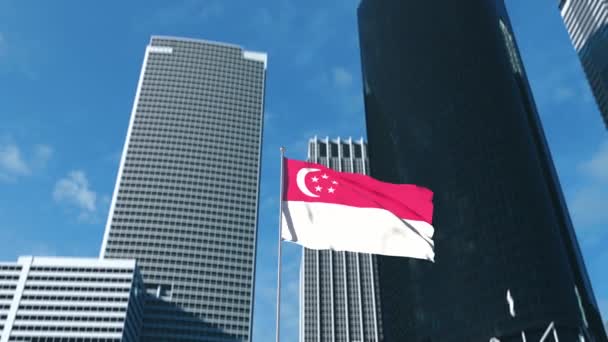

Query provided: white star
[315,186,323,192]
[332,180,338,185]
[311,176,319,182]
[328,187,335,194]
[322,174,329,179]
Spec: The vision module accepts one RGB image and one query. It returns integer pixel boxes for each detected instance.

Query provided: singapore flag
[281,158,435,261]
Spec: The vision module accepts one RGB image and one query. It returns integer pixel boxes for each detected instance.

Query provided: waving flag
[281,158,435,261]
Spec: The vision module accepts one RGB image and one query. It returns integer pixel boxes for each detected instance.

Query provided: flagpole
[276,146,286,342]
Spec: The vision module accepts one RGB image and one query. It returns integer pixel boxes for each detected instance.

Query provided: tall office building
[300,137,383,342]
[559,0,608,127]
[0,256,144,341]
[358,1,607,341]
[100,36,266,341]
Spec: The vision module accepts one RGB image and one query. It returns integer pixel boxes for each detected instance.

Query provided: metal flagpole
[276,147,286,342]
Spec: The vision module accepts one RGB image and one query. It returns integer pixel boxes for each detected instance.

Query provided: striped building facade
[300,137,383,342]
[100,36,266,341]
[559,0,608,127]
[0,257,143,342]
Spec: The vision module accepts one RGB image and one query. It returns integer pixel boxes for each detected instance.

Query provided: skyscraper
[100,36,266,341]
[300,137,383,342]
[0,256,144,341]
[559,0,608,127]
[358,1,607,341]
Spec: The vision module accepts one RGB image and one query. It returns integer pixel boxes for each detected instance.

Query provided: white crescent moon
[296,168,320,198]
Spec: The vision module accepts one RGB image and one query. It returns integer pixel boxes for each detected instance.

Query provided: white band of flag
[282,201,435,261]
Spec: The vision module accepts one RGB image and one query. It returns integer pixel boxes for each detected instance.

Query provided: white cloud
[553,86,576,102]
[533,61,593,108]
[0,143,30,176]
[253,8,273,28]
[571,187,608,227]
[198,1,223,20]
[0,142,53,181]
[53,170,97,217]
[570,140,608,236]
[579,141,608,183]
[263,110,274,130]
[251,1,296,40]
[33,144,53,168]
[141,0,224,28]
[332,67,354,88]
[0,32,5,56]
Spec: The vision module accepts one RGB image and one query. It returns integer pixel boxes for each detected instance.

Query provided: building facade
[358,0,607,341]
[0,256,143,342]
[100,36,266,341]
[300,137,383,342]
[559,0,608,127]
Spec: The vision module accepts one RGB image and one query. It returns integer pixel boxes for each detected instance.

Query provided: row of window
[107,233,253,250]
[135,112,260,131]
[29,268,132,274]
[143,63,262,81]
[107,223,254,240]
[312,141,366,158]
[128,138,259,156]
[131,116,260,140]
[112,206,253,222]
[18,305,127,312]
[143,66,261,83]
[146,53,262,73]
[133,116,259,136]
[107,240,253,262]
[138,84,262,106]
[8,337,121,342]
[107,245,253,262]
[0,266,22,271]
[137,104,261,124]
[110,212,255,230]
[122,164,257,184]
[109,227,254,249]
[119,173,258,190]
[16,315,124,322]
[25,277,131,283]
[137,89,261,109]
[24,286,130,293]
[139,82,261,103]
[111,256,253,276]
[147,48,263,65]
[138,87,261,108]
[20,296,128,302]
[129,129,259,149]
[11,325,123,332]
[122,156,258,182]
[115,199,255,216]
[144,63,262,82]
[116,191,255,207]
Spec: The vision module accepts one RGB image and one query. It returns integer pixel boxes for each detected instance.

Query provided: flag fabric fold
[281,158,436,261]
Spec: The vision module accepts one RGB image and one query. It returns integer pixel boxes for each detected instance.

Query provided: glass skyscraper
[358,1,607,341]
[559,0,608,128]
[300,137,383,342]
[100,36,266,341]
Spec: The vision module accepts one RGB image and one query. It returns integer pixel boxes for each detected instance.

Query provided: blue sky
[0,0,606,340]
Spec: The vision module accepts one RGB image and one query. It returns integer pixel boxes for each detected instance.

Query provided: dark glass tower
[559,0,608,128]
[358,1,607,341]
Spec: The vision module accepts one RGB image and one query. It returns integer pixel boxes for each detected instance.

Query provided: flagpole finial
[280,146,285,154]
